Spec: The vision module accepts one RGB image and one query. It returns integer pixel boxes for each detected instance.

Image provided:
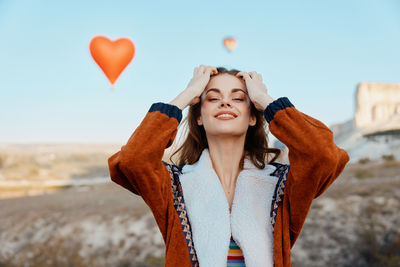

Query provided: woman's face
[197,73,256,136]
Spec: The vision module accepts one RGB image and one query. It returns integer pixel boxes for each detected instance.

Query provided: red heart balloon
[90,36,135,85]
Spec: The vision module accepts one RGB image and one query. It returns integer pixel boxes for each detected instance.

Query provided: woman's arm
[108,64,216,199]
[234,70,349,244]
[107,102,182,222]
[264,97,350,244]
[108,64,217,238]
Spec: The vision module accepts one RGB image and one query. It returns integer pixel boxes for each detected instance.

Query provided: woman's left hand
[236,71,275,111]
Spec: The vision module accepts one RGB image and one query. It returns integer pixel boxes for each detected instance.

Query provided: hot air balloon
[223,37,237,52]
[89,36,135,88]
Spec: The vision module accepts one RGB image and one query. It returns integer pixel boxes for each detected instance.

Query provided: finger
[248,71,256,79]
[194,66,200,75]
[195,66,203,75]
[238,72,251,80]
[249,71,263,81]
[199,65,206,73]
[210,67,218,75]
[205,66,217,76]
[204,67,213,76]
[235,72,245,78]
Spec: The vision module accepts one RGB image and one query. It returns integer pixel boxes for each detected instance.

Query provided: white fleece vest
[179,148,278,267]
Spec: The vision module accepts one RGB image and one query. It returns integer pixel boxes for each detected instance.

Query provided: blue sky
[0,0,399,144]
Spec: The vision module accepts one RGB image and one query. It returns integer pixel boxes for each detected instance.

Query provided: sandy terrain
[0,182,165,266]
[1,143,400,266]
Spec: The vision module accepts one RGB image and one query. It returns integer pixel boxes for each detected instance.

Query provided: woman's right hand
[185,65,218,106]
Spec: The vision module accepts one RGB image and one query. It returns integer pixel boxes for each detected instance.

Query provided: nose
[220,98,231,107]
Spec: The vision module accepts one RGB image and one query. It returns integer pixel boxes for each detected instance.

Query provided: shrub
[355,226,400,266]
[354,168,374,179]
[382,154,396,162]
[358,157,371,164]
[0,154,7,168]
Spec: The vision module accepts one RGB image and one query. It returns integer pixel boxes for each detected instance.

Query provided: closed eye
[208,98,244,101]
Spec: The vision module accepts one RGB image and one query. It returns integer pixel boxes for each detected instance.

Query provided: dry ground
[1,143,399,266]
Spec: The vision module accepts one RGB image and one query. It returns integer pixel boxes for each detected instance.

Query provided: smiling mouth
[215,114,236,120]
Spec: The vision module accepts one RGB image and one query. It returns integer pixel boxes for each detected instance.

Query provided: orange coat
[108,97,350,266]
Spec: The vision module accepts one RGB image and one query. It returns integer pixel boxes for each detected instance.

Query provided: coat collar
[179,148,278,267]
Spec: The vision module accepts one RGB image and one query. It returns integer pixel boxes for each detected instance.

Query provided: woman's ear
[197,115,203,126]
[249,114,256,126]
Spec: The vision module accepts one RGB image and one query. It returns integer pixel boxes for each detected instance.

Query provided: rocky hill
[330,82,400,163]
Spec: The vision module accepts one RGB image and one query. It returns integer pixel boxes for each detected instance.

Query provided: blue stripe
[263,97,294,123]
[149,102,182,123]
[228,259,245,263]
[227,262,246,266]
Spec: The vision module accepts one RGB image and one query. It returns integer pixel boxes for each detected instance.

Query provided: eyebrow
[205,88,248,95]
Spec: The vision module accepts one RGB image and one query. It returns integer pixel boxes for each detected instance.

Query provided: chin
[208,127,246,136]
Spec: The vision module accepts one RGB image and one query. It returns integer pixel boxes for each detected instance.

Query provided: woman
[108,65,350,267]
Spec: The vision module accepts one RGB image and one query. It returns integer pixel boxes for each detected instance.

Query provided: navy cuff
[263,97,294,123]
[149,102,183,123]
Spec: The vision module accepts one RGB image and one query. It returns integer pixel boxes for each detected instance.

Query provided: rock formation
[354,82,400,135]
[331,82,400,162]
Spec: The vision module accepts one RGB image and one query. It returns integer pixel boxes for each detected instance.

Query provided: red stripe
[227,256,245,260]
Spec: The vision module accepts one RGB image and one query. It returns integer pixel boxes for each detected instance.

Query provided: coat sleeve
[107,102,182,231]
[264,97,350,245]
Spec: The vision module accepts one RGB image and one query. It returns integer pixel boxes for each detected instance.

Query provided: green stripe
[229,244,240,249]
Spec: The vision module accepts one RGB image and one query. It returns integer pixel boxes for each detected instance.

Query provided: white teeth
[216,114,235,118]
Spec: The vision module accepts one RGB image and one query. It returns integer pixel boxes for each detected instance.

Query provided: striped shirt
[227,236,245,266]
